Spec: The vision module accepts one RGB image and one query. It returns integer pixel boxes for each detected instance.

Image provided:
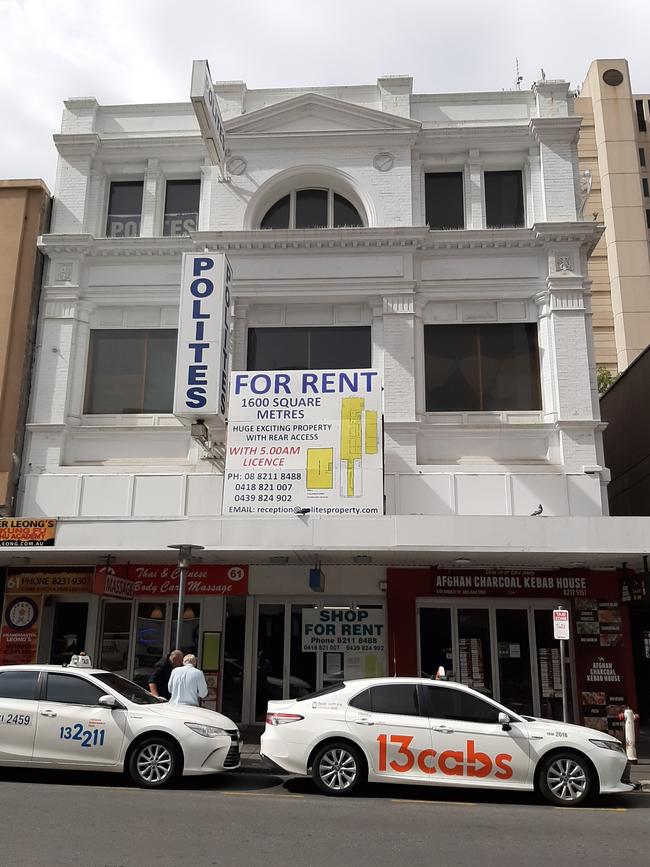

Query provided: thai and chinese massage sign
[223,369,384,516]
[377,735,513,779]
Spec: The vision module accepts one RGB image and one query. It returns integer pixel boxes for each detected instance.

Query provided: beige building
[576,59,650,373]
[0,180,50,515]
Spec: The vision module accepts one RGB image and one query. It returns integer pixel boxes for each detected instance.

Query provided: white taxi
[261,677,633,806]
[0,657,240,788]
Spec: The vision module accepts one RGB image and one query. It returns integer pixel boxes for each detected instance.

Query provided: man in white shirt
[168,654,208,706]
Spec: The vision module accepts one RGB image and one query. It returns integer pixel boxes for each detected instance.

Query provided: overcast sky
[2,0,649,189]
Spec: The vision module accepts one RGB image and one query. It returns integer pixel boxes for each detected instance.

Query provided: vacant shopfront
[388,567,637,740]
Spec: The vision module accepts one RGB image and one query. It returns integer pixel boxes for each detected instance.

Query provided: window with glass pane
[45,674,104,705]
[422,684,500,723]
[171,602,201,658]
[424,324,541,412]
[296,189,328,228]
[457,609,493,695]
[418,608,453,679]
[535,609,573,722]
[84,329,177,414]
[0,670,38,700]
[333,193,363,227]
[99,601,132,676]
[106,181,143,237]
[367,684,420,716]
[256,604,285,720]
[496,609,533,715]
[425,173,464,229]
[133,602,167,691]
[247,326,371,371]
[484,171,524,228]
[222,597,246,721]
[163,180,200,235]
[260,195,291,229]
[290,604,317,699]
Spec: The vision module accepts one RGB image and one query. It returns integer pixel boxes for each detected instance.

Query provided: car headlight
[589,738,626,753]
[184,722,228,738]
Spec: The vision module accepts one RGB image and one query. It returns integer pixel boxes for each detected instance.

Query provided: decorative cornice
[37,223,605,259]
[53,133,101,157]
[528,116,582,144]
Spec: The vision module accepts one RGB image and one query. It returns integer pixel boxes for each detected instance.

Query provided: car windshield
[93,672,161,705]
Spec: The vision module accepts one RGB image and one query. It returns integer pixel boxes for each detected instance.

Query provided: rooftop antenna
[515,58,523,90]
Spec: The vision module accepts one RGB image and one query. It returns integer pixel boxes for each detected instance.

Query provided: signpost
[190,60,226,173]
[553,606,570,722]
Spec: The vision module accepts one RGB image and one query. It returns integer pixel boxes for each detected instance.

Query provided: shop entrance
[417,599,573,720]
[49,602,89,665]
[629,604,650,725]
[252,600,386,722]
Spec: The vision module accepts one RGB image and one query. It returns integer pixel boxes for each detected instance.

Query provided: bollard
[618,707,640,762]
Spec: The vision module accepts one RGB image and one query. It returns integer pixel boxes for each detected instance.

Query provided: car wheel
[312,741,365,797]
[538,751,594,807]
[128,736,179,789]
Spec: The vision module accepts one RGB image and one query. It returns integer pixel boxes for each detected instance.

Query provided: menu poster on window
[458,638,485,690]
[573,600,632,740]
[539,647,563,698]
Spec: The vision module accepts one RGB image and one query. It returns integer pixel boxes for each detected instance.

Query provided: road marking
[553,807,627,813]
[391,798,477,807]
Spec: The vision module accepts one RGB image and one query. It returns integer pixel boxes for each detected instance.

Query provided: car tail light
[266,712,304,726]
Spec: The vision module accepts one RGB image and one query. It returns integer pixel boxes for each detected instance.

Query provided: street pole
[558,605,568,723]
[167,544,204,651]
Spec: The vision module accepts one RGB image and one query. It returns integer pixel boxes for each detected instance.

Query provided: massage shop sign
[223,369,383,515]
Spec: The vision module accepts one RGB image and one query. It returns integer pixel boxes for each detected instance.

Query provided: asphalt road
[0,767,648,867]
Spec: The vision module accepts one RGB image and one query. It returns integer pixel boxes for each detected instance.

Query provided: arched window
[260,188,364,229]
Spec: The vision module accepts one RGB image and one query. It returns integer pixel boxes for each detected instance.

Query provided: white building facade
[4,72,648,730]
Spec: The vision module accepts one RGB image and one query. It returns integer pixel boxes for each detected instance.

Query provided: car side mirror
[498,711,511,731]
[98,694,120,708]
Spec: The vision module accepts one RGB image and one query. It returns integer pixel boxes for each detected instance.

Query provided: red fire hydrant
[618,708,640,762]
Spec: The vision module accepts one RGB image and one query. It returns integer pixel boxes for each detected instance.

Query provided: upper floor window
[164,180,201,236]
[106,181,143,238]
[635,100,647,134]
[424,323,541,412]
[484,171,524,228]
[425,172,464,229]
[260,189,363,230]
[84,329,177,414]
[643,178,649,198]
[640,148,647,168]
[247,326,371,371]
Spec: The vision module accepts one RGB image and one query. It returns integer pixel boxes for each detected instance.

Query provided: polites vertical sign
[174,253,232,427]
[190,59,226,170]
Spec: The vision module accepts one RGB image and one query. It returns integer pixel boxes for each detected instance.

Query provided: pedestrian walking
[148,649,183,700]
[168,653,208,707]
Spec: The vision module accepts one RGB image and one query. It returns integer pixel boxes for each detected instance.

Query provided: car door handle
[433,726,453,734]
[354,719,374,726]
[40,710,57,718]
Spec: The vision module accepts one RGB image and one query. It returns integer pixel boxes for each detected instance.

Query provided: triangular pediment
[225,92,420,136]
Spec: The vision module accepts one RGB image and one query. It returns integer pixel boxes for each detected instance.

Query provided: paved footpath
[1,765,649,867]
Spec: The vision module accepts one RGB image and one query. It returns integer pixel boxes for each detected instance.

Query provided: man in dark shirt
[148,649,183,699]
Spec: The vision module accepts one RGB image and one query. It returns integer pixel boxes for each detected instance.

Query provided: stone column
[141,158,164,237]
[465,149,483,229]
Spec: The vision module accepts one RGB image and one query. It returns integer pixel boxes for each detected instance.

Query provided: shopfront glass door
[418,601,566,720]
[98,601,132,676]
[49,602,88,665]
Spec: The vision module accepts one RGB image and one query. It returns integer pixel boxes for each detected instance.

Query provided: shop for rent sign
[223,369,383,516]
[302,608,386,653]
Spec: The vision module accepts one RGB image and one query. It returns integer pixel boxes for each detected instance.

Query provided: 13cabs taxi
[0,657,240,787]
[261,677,633,806]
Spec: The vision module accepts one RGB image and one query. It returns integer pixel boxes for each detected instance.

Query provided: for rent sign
[302,608,386,653]
[223,369,384,516]
[173,253,232,427]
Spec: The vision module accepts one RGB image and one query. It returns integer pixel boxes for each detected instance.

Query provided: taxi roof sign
[68,653,92,668]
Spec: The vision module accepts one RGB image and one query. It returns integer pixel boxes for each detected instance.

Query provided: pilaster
[381,293,417,422]
[141,158,164,237]
[465,149,483,229]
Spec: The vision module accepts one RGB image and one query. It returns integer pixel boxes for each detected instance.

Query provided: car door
[421,683,531,788]
[346,683,433,782]
[33,672,126,767]
[0,669,40,763]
